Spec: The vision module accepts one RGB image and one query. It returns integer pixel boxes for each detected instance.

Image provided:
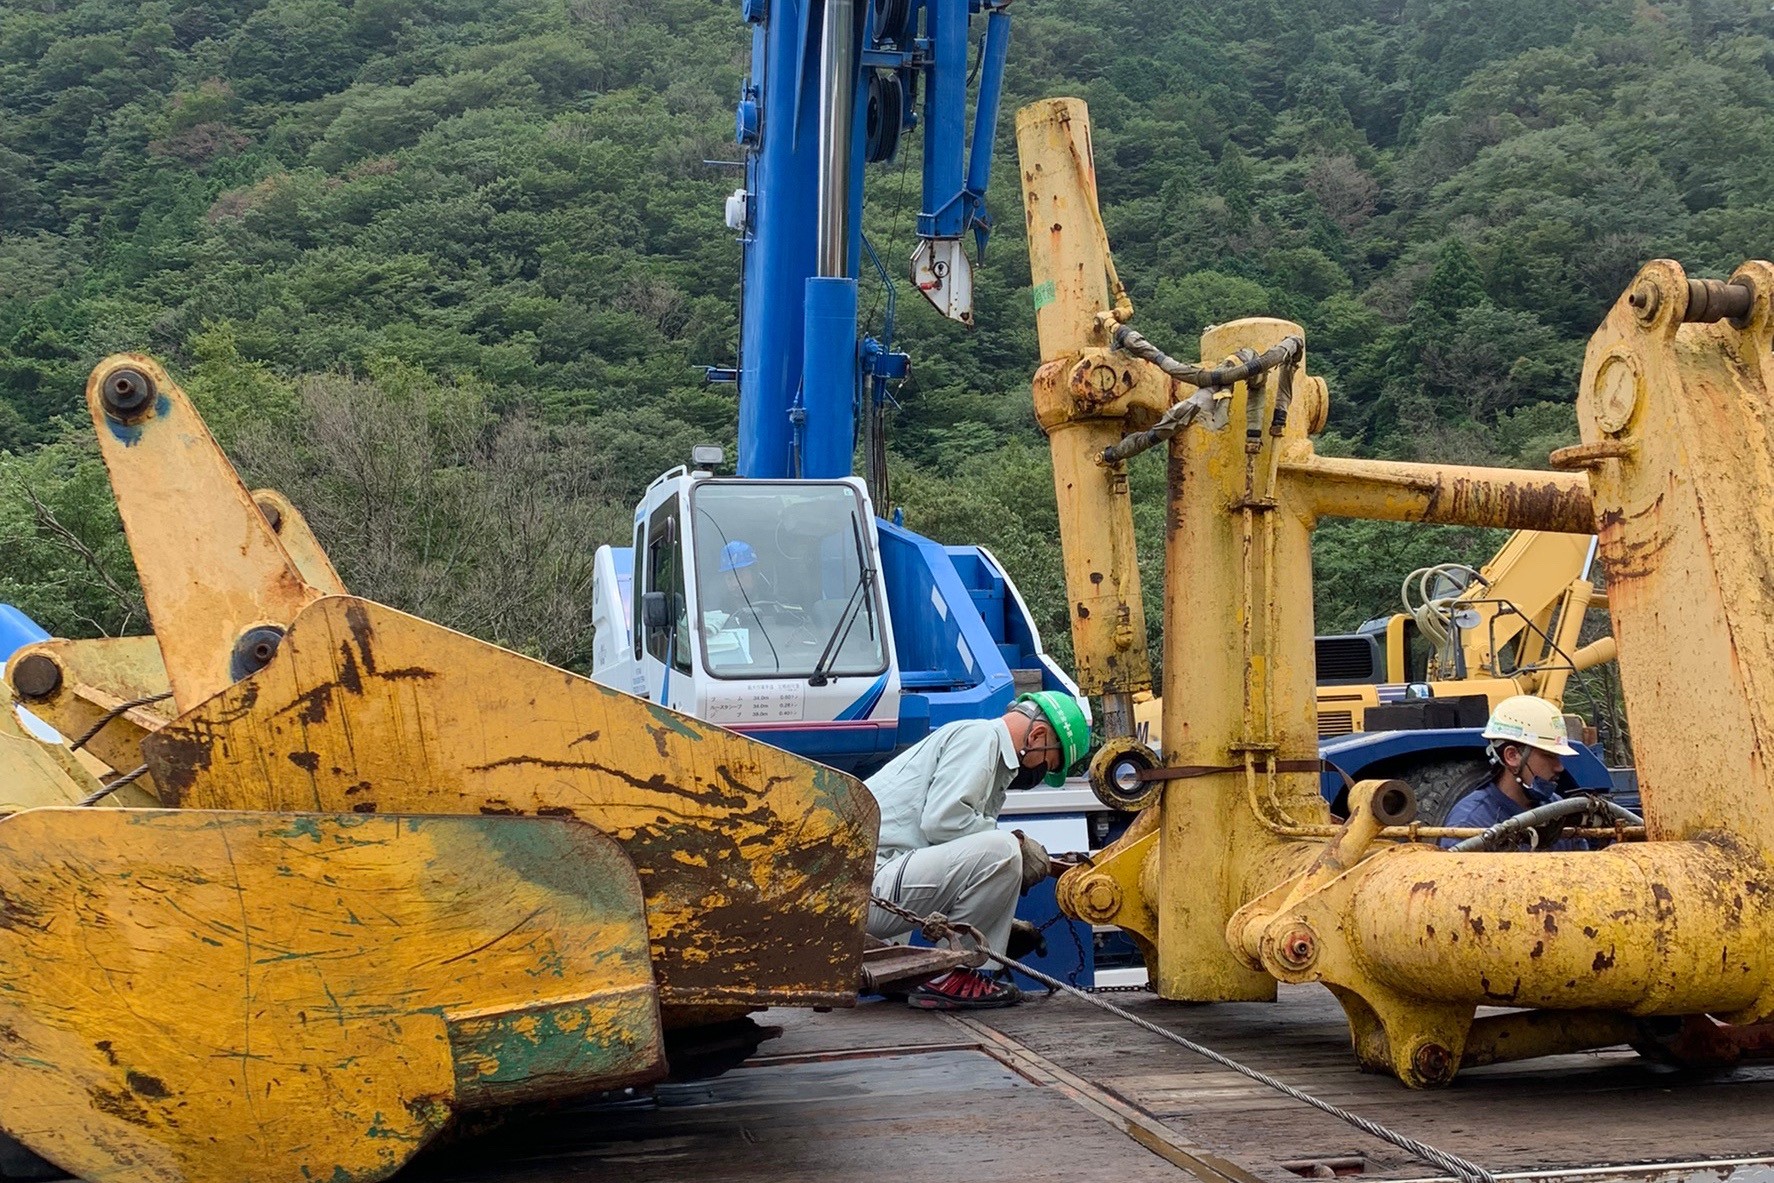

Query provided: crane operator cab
[591,461,903,771]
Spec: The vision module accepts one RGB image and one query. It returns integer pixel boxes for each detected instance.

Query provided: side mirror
[642,590,670,632]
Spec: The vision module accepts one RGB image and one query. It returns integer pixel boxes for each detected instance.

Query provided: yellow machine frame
[1021,96,1774,1087]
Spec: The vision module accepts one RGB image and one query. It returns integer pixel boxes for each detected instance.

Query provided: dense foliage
[3,0,1772,677]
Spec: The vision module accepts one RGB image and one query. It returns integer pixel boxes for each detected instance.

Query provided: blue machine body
[692,0,1047,775]
[0,605,49,667]
[733,0,1007,480]
[1317,728,1614,802]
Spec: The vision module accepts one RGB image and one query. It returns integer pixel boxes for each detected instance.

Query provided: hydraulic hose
[1448,795,1643,852]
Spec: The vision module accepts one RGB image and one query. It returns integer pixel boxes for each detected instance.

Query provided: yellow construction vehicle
[1134,526,1616,735]
[1310,527,1616,736]
[0,356,886,1183]
[1020,95,1774,1087]
[1125,525,1622,821]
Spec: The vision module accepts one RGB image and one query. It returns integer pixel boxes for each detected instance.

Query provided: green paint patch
[267,817,325,842]
[643,702,703,741]
[363,1111,418,1142]
[1031,279,1057,310]
[808,764,870,825]
[449,996,659,1094]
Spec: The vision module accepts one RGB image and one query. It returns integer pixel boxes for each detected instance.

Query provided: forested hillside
[3,0,1772,672]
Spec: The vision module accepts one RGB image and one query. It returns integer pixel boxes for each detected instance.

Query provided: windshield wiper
[808,516,877,687]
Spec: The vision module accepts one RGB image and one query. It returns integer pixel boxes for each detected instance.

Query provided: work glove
[1006,918,1048,961]
[1012,829,1052,894]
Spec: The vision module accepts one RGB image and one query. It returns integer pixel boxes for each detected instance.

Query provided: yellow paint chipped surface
[0,808,661,1183]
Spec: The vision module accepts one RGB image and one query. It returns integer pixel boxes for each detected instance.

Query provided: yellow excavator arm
[1024,95,1774,1089]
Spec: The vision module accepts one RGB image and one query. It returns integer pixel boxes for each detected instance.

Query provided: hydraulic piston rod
[815,0,857,278]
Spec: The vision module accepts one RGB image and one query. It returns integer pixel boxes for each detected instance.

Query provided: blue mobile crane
[590,0,1081,775]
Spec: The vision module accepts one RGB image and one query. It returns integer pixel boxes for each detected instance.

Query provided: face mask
[1523,775,1562,803]
[1510,760,1562,805]
[1007,762,1048,793]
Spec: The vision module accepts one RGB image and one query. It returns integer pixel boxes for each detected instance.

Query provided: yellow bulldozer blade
[0,807,663,1183]
[143,594,879,1016]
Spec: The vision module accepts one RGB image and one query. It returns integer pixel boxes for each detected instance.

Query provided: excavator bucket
[142,594,878,1016]
[0,352,878,1182]
[0,807,663,1183]
[48,353,878,1025]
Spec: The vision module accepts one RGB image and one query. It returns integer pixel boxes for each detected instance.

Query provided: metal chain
[1031,909,1096,991]
[869,894,989,961]
[1113,325,1303,391]
[1098,329,1303,464]
[882,897,1496,1183]
[69,690,173,752]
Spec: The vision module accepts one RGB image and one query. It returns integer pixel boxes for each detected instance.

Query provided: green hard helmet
[1016,690,1092,787]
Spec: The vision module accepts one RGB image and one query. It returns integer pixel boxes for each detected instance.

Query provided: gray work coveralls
[864,717,1025,955]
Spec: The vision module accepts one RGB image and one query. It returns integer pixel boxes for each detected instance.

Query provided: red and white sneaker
[906,968,1022,1010]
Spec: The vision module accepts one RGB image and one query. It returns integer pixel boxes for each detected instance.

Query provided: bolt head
[1077,875,1122,921]
[229,625,287,682]
[11,653,62,700]
[1411,1040,1456,1086]
[1277,926,1319,971]
[101,367,156,421]
[1627,282,1661,323]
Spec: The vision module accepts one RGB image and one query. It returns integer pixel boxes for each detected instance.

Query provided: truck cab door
[635,498,693,708]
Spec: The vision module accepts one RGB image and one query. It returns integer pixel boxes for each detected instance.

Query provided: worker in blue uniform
[705,539,772,624]
[1440,695,1586,850]
[864,691,1090,1010]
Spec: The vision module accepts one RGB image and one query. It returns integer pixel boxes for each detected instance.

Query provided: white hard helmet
[1481,694,1577,757]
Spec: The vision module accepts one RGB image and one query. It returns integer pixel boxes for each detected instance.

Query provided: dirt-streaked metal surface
[145,595,879,1012]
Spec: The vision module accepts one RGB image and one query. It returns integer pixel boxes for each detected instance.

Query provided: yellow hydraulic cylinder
[1016,97,1160,728]
[1279,452,1595,533]
[1343,841,1770,1018]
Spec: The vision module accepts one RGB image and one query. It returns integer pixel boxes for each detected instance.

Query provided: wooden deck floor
[405,986,1774,1183]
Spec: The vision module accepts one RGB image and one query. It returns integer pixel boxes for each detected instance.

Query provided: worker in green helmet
[864,690,1091,1010]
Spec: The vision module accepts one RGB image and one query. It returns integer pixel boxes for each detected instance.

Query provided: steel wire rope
[872,893,1498,1183]
[79,764,151,806]
[67,690,173,751]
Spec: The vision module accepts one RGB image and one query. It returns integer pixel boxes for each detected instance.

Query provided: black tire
[1386,755,1491,825]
